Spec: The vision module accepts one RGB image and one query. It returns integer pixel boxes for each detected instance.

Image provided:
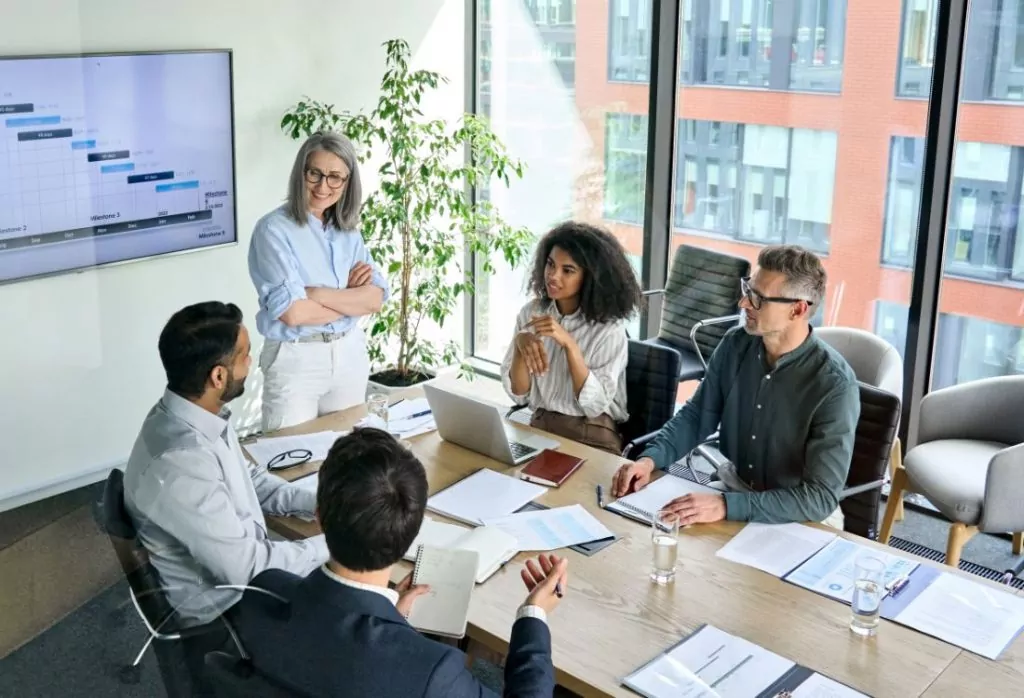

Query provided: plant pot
[366,368,436,397]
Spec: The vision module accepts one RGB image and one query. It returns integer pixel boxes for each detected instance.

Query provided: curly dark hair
[527,221,642,323]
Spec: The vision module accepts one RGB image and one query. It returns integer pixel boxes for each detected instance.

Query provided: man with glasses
[612,245,859,528]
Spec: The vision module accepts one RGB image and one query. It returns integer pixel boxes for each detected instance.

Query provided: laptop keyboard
[509,441,535,460]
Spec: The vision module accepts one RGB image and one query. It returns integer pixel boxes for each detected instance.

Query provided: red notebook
[519,449,585,488]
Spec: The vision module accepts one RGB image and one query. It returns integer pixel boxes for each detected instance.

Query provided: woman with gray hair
[248,131,389,432]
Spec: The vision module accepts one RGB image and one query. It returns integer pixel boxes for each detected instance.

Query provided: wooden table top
[258,376,1024,698]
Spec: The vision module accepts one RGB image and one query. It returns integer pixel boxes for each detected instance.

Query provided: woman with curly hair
[500,221,642,454]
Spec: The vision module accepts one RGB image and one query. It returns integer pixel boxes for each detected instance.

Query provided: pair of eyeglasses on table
[267,449,313,471]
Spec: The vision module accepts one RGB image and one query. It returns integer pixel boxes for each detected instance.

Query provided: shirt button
[751,435,756,440]
[765,375,771,381]
[748,464,754,469]
[757,404,762,409]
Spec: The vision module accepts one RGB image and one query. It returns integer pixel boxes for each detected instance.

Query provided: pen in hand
[596,484,605,508]
[555,581,563,598]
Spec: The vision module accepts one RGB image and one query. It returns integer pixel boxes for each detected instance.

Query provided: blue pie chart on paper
[829,583,843,591]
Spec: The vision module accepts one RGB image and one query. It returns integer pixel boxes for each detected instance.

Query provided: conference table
[261,375,1024,697]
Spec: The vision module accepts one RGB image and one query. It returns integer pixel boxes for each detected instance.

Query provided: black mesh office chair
[94,469,248,696]
[669,382,900,539]
[205,651,299,698]
[643,244,750,383]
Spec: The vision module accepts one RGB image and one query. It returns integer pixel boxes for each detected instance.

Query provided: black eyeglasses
[304,167,348,189]
[740,276,813,311]
[267,449,313,471]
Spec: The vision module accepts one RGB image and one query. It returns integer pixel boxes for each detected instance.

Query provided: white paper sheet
[791,673,868,697]
[482,504,614,551]
[785,538,919,604]
[243,431,347,469]
[893,572,1024,660]
[427,468,546,525]
[716,523,837,578]
[358,397,437,438]
[624,625,793,698]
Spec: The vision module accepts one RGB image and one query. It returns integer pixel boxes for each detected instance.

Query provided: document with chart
[622,624,867,698]
[783,538,918,604]
[482,504,614,551]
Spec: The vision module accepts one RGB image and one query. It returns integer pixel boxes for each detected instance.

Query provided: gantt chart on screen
[0,52,236,283]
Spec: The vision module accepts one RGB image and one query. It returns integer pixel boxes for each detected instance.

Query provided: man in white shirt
[123,302,328,691]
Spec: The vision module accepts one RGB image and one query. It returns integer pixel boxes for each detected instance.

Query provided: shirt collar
[307,211,341,235]
[162,389,231,442]
[546,298,582,323]
[760,326,818,370]
[320,564,400,606]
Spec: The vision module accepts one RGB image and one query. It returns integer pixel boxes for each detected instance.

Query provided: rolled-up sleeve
[248,218,308,321]
[354,233,391,303]
[576,327,628,419]
[501,307,530,404]
[250,463,317,521]
[141,449,327,586]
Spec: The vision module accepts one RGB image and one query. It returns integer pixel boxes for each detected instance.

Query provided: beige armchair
[880,375,1024,567]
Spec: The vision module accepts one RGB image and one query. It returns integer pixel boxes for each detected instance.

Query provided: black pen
[596,484,605,508]
[409,410,432,419]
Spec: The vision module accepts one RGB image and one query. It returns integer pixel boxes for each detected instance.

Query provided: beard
[221,369,246,403]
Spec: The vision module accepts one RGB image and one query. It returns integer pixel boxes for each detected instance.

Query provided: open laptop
[422,383,559,465]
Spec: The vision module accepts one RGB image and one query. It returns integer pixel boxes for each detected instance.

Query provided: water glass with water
[366,392,389,432]
[850,554,886,636]
[651,511,680,584]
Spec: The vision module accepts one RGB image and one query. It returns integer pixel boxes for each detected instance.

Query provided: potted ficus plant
[281,39,532,389]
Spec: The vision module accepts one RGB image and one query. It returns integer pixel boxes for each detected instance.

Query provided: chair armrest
[980,442,1024,532]
[689,315,741,369]
[505,404,528,419]
[839,480,885,500]
[622,430,659,460]
[641,288,666,297]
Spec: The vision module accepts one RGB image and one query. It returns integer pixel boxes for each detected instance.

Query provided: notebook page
[402,517,471,561]
[407,546,479,638]
[607,474,717,522]
[427,468,546,525]
[457,527,520,583]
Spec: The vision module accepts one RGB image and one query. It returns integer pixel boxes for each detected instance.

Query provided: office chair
[643,244,750,383]
[669,382,900,539]
[205,651,299,698]
[94,469,249,696]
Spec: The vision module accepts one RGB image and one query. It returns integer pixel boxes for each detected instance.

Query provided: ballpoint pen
[409,410,432,419]
[596,484,605,508]
[555,581,563,598]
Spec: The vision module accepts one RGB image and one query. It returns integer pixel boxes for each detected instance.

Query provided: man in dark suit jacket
[233,427,567,697]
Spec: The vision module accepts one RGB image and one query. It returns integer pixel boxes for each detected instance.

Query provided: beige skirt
[529,408,623,455]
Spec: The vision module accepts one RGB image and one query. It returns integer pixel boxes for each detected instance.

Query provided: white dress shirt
[501,299,629,421]
[123,389,328,626]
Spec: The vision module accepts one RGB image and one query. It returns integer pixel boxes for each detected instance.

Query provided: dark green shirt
[642,326,860,523]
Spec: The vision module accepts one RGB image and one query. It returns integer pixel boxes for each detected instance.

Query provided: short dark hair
[158,302,243,399]
[528,220,642,323]
[317,428,428,572]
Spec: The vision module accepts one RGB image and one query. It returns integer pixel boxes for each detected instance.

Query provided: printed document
[483,504,614,551]
[716,523,837,578]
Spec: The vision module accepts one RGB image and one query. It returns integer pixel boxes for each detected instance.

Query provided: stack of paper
[427,468,546,525]
[243,431,348,469]
[357,397,437,439]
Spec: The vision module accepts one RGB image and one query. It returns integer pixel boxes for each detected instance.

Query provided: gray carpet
[1,506,1019,697]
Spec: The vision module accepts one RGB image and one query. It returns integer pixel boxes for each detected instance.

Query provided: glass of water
[366,392,389,431]
[651,510,680,584]
[850,554,886,636]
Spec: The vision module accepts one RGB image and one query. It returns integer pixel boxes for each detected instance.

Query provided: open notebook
[404,517,519,584]
[406,545,479,639]
[605,474,718,524]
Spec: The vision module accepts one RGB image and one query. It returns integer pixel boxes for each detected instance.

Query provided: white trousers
[259,328,370,432]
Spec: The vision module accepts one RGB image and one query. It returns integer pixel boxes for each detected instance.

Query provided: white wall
[0,0,466,510]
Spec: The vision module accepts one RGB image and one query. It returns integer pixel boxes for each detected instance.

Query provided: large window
[609,0,652,82]
[899,0,1024,101]
[473,0,652,364]
[884,137,1024,282]
[875,302,1024,390]
[672,119,836,252]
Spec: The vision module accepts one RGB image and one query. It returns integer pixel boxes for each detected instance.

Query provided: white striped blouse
[500,299,629,422]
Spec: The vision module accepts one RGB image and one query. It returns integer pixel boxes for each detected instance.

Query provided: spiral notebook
[605,473,718,524]
[406,545,480,639]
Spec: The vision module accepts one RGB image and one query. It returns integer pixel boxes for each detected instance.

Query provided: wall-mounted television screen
[0,50,236,285]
